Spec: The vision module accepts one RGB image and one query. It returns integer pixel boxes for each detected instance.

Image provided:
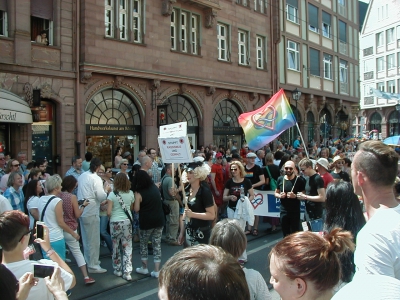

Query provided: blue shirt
[3,186,24,212]
[65,167,82,195]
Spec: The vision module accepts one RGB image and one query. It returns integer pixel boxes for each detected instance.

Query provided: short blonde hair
[118,159,128,168]
[230,161,246,178]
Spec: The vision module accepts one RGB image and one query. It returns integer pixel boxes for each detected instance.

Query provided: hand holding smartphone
[36,221,45,240]
[34,264,55,278]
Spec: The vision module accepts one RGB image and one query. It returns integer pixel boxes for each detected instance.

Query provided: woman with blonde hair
[117,159,130,179]
[223,160,254,263]
[107,173,135,280]
[269,229,355,300]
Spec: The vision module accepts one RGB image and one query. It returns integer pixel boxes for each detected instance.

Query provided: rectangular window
[133,0,141,42]
[217,23,229,61]
[119,0,127,40]
[308,4,319,33]
[105,0,114,37]
[181,12,187,53]
[238,30,248,65]
[388,80,396,93]
[386,28,394,44]
[171,9,200,54]
[0,10,7,37]
[287,40,299,71]
[309,48,320,76]
[322,11,331,38]
[31,0,54,45]
[256,36,266,69]
[377,82,384,92]
[377,57,385,72]
[339,60,348,83]
[254,0,267,13]
[376,32,384,47]
[338,20,347,42]
[323,53,332,79]
[286,0,298,23]
[387,54,395,70]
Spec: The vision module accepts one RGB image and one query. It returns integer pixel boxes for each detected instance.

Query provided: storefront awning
[0,89,33,123]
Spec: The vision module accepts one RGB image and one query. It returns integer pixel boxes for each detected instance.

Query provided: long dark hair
[24,179,40,214]
[131,170,153,192]
[324,181,366,282]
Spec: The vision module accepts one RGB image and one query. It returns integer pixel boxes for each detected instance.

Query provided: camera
[78,198,88,206]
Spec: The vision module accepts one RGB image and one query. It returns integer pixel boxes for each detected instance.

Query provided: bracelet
[46,248,55,257]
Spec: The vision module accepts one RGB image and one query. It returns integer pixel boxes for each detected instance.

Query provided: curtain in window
[308,4,318,30]
[287,0,298,8]
[322,11,331,25]
[339,20,347,42]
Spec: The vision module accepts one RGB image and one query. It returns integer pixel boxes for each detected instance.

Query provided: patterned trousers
[110,219,133,274]
[139,226,163,262]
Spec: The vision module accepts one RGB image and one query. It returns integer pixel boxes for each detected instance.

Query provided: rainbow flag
[238,89,296,150]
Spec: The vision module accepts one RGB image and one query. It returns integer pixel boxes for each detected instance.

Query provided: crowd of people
[0,137,400,299]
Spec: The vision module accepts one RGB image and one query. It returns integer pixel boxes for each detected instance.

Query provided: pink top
[59,191,78,231]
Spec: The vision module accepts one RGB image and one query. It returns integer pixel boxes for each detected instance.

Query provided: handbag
[113,191,134,225]
[265,166,277,191]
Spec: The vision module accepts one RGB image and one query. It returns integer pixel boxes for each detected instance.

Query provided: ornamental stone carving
[205,8,217,28]
[179,84,188,95]
[80,72,92,83]
[113,76,124,88]
[162,0,177,16]
[40,83,54,99]
[249,92,258,101]
[206,86,216,96]
[24,83,33,107]
[151,79,161,90]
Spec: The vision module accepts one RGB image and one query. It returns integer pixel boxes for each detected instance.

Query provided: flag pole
[296,122,309,158]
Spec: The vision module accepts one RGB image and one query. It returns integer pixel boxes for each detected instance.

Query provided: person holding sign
[178,160,215,246]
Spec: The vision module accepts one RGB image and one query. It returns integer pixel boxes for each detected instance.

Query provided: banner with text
[252,190,305,217]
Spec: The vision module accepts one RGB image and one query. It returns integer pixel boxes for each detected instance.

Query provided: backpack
[265,166,277,191]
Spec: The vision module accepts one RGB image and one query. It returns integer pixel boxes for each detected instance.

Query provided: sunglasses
[122,163,128,165]
[230,168,238,171]
[300,168,306,172]
[19,228,33,242]
[284,167,293,170]
[12,164,20,167]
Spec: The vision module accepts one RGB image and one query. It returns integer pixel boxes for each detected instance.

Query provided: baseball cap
[316,158,329,170]
[246,152,257,158]
[216,152,223,158]
[122,151,131,158]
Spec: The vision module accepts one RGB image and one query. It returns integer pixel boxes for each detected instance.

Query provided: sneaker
[65,258,72,263]
[136,267,149,275]
[84,277,96,285]
[113,271,122,277]
[88,267,107,274]
[151,271,159,278]
[123,274,132,281]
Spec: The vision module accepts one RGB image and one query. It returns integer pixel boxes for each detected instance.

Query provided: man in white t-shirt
[351,141,400,280]
[0,210,75,300]
[0,194,12,214]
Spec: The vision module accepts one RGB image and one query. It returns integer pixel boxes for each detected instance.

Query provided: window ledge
[170,49,202,57]
[238,63,251,68]
[286,19,300,25]
[323,77,334,81]
[256,67,268,72]
[253,10,267,16]
[287,68,300,72]
[31,42,61,50]
[217,59,232,64]
[0,36,12,41]
[104,36,146,47]
[181,0,220,10]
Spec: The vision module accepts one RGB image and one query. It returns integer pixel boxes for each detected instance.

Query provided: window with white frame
[377,57,385,72]
[387,54,395,70]
[308,4,319,33]
[376,32,384,47]
[287,40,299,71]
[322,11,331,38]
[236,0,248,7]
[339,60,348,83]
[217,23,230,61]
[386,28,394,44]
[256,35,266,69]
[254,0,267,13]
[0,10,8,37]
[377,82,384,92]
[286,0,298,24]
[323,53,332,79]
[104,0,144,43]
[31,0,54,45]
[171,8,200,54]
[388,80,396,93]
[238,30,249,65]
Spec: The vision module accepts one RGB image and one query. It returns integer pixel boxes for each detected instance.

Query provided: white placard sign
[159,122,187,138]
[158,136,193,163]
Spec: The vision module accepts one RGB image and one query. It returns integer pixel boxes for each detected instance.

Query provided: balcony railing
[364,71,374,80]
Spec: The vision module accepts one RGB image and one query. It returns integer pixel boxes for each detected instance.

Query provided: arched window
[213,99,240,127]
[85,89,141,125]
[388,110,399,136]
[165,95,198,126]
[369,112,381,133]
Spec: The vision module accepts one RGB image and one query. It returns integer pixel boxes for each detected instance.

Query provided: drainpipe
[74,0,81,156]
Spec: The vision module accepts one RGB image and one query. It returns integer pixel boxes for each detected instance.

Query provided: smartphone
[78,199,85,206]
[34,264,54,278]
[36,221,45,239]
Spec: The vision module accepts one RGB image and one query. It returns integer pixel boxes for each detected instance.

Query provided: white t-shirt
[243,268,272,300]
[37,195,64,242]
[3,259,73,300]
[0,194,12,214]
[77,171,108,217]
[27,196,40,229]
[354,204,400,280]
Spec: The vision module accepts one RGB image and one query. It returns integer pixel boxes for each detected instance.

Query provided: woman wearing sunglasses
[117,159,130,180]
[223,160,254,264]
[330,156,350,182]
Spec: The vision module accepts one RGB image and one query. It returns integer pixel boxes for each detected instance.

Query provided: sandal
[244,230,251,235]
[252,229,259,236]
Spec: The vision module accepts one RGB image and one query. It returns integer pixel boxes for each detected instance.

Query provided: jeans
[227,207,247,261]
[64,230,86,267]
[164,199,179,242]
[80,215,101,269]
[100,215,113,252]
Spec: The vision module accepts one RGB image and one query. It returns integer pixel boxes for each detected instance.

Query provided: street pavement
[68,220,282,300]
